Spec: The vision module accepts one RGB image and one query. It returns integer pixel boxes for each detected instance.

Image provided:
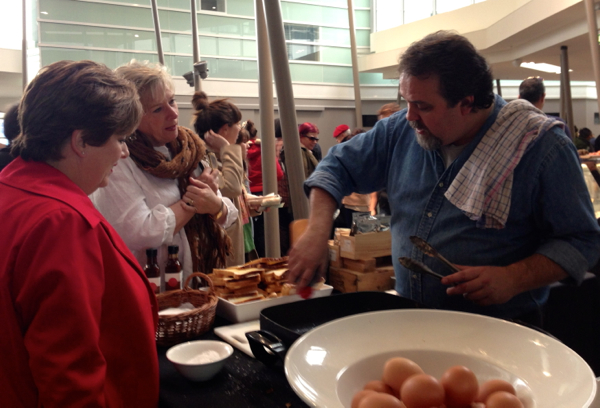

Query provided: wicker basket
[155,272,217,347]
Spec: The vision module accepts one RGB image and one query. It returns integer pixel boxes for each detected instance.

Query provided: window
[285,24,319,43]
[200,0,225,12]
[287,43,319,61]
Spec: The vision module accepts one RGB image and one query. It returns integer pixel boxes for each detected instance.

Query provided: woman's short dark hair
[3,103,20,143]
[191,91,242,136]
[12,60,142,162]
[398,31,494,111]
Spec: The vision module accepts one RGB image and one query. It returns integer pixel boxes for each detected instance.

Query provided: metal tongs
[409,236,460,273]
[399,236,459,282]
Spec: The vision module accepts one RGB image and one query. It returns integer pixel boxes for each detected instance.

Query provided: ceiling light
[134,34,139,37]
[519,62,572,74]
[41,11,48,14]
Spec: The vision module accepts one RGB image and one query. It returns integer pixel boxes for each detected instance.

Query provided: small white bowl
[166,340,233,381]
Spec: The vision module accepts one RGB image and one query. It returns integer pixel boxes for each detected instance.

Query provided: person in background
[0,60,158,407]
[312,139,323,161]
[246,119,284,258]
[0,103,19,171]
[574,127,594,152]
[377,102,401,120]
[518,76,572,139]
[351,127,365,137]
[236,124,259,260]
[191,91,253,266]
[333,124,351,144]
[281,122,320,178]
[288,31,600,326]
[275,118,293,255]
[332,124,378,231]
[91,61,237,282]
[594,133,600,153]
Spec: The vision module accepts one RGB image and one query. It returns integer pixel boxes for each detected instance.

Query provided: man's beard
[410,120,442,151]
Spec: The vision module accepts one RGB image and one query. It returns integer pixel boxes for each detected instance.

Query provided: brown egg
[382,357,425,395]
[485,391,524,408]
[440,365,479,407]
[400,374,445,408]
[364,379,395,395]
[351,389,377,408]
[475,379,516,403]
[358,392,403,408]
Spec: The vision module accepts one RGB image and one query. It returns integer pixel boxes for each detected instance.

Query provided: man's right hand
[287,228,329,288]
[287,187,338,289]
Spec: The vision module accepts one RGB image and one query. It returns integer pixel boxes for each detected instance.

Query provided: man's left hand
[441,265,518,306]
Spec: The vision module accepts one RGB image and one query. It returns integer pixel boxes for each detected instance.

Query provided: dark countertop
[157,315,309,408]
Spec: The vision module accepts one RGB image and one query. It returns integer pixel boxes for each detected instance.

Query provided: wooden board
[328,265,395,293]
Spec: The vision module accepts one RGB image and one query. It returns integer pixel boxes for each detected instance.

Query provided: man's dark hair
[579,127,592,139]
[519,77,545,104]
[3,103,20,143]
[398,31,494,111]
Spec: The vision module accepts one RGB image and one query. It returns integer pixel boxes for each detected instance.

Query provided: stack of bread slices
[212,257,293,304]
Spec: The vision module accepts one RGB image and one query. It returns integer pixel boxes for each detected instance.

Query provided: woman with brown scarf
[90,61,237,285]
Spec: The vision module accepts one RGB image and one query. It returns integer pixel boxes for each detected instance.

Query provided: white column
[150,0,165,65]
[348,0,363,128]
[255,0,281,257]
[263,0,310,220]
[584,0,600,128]
[560,46,574,138]
[191,0,202,91]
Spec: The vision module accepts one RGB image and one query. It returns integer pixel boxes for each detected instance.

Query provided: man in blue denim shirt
[288,31,600,321]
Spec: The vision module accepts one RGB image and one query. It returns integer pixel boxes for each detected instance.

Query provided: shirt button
[427,212,433,217]
[412,274,417,279]
[439,182,444,187]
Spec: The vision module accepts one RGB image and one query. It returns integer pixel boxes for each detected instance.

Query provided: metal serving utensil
[409,236,460,273]
[398,257,445,281]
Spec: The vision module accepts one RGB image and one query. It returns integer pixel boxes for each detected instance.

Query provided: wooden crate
[339,230,392,260]
[328,240,343,268]
[342,255,393,272]
[328,265,395,293]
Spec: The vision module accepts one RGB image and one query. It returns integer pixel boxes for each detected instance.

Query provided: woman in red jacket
[245,120,284,257]
[0,60,159,407]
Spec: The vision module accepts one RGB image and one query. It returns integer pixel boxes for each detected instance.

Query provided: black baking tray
[246,291,424,366]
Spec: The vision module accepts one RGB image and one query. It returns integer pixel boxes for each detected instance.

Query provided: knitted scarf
[127,125,231,274]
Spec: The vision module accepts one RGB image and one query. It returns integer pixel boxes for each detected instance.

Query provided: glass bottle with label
[144,248,160,295]
[165,245,182,291]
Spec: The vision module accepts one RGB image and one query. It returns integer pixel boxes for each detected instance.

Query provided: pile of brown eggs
[352,357,524,408]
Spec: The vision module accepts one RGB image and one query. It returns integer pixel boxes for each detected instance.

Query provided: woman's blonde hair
[115,60,174,110]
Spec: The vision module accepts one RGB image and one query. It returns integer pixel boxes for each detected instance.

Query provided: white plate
[216,284,333,323]
[285,309,596,408]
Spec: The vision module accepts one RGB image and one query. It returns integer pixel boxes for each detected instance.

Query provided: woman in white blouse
[90,61,237,285]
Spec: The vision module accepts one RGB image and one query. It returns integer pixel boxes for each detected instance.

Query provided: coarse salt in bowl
[166,340,233,381]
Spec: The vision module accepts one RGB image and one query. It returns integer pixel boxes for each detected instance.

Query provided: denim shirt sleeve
[528,126,600,283]
[304,116,395,204]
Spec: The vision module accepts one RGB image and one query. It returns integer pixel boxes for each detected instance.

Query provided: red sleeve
[13,209,108,407]
[276,159,284,181]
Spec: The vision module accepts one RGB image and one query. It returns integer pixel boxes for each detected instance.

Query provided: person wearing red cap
[333,124,351,143]
[281,122,320,179]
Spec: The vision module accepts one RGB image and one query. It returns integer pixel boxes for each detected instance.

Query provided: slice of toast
[228,293,266,304]
[261,268,288,283]
[213,267,264,279]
